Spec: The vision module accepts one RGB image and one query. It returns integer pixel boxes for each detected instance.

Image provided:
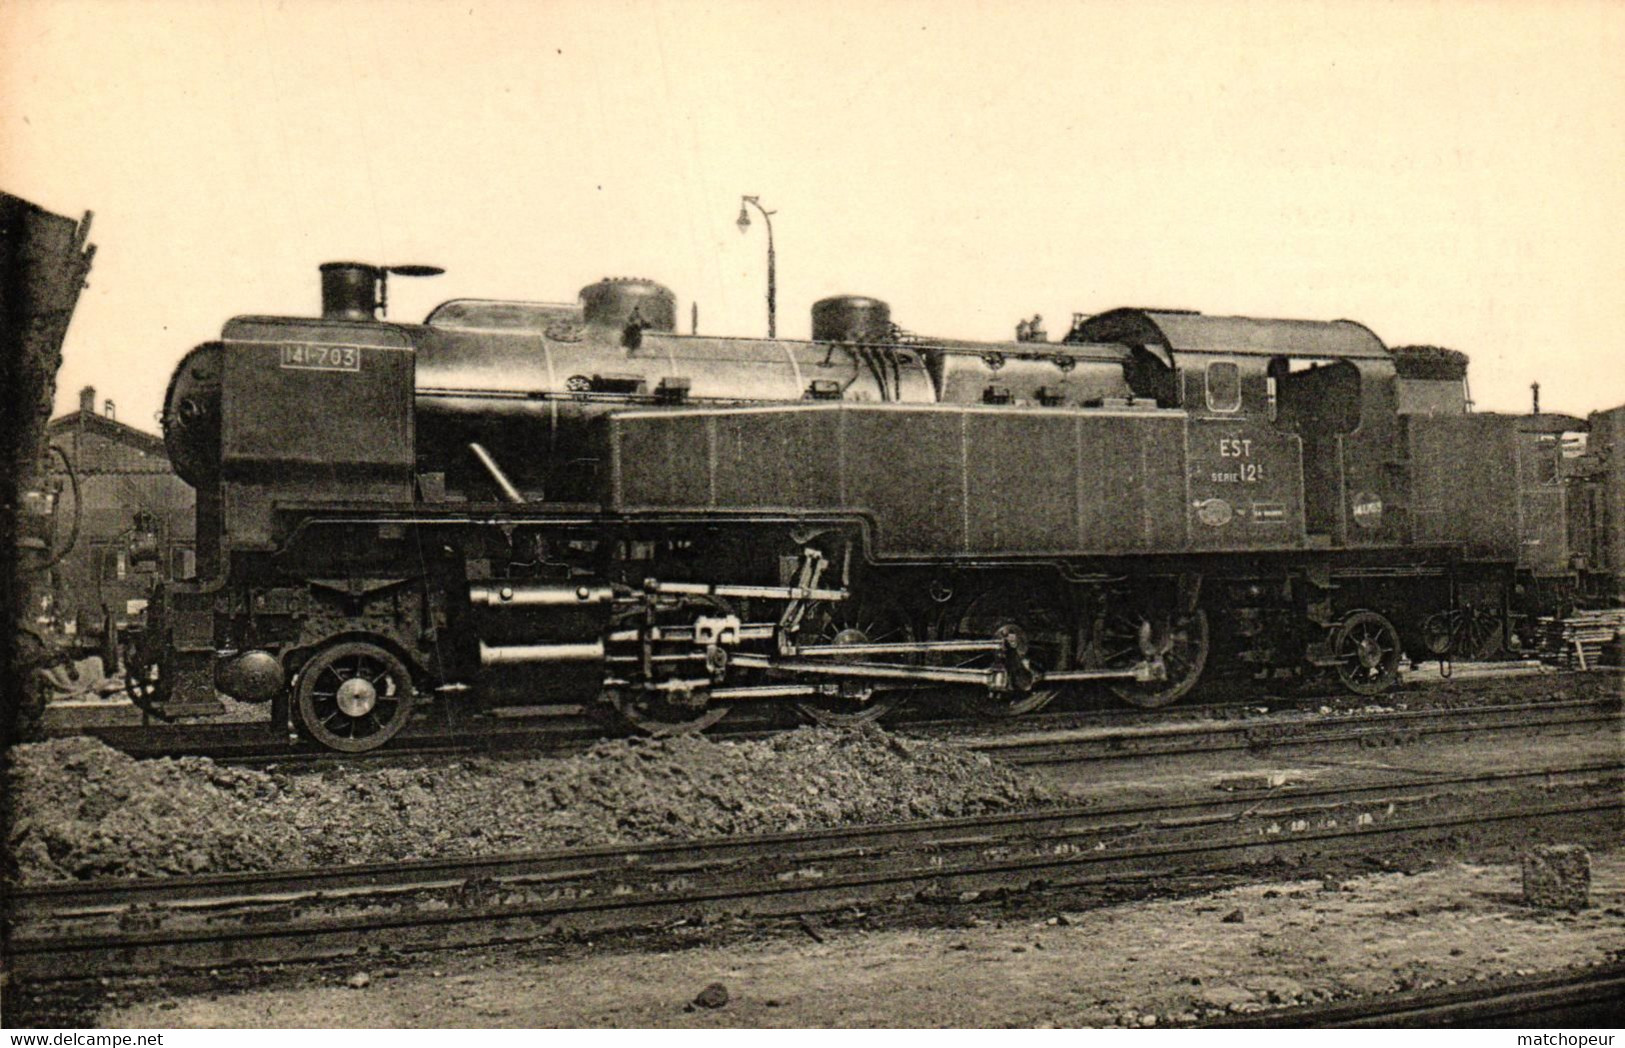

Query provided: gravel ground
[97,850,1625,1027]
[4,728,1054,883]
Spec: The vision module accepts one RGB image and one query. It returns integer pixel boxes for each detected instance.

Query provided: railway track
[981,695,1620,768]
[1208,962,1625,1027]
[9,758,1619,981]
[46,667,1622,767]
[49,693,1621,784]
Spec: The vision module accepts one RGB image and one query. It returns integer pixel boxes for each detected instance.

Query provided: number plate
[280,343,361,372]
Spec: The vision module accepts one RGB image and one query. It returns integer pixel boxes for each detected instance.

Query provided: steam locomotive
[127,262,1625,750]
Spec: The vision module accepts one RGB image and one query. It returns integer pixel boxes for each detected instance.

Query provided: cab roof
[1072,308,1391,362]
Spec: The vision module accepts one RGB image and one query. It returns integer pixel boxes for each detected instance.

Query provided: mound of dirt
[5,728,1053,883]
[5,737,305,881]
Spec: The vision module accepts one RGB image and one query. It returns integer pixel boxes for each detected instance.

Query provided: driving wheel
[794,591,917,726]
[946,581,1075,717]
[608,596,734,735]
[1091,594,1209,708]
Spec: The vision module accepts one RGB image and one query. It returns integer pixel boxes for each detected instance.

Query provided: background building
[43,385,193,641]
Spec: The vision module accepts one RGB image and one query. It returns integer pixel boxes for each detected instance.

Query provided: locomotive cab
[1071,308,1400,549]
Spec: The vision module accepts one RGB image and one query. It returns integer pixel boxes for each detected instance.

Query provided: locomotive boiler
[130,261,1624,750]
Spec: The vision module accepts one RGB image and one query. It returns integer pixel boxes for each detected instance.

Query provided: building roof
[47,409,166,455]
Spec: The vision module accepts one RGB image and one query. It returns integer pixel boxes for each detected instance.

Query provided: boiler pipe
[468,442,525,504]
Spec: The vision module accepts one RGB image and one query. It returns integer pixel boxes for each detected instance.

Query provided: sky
[2,0,1623,431]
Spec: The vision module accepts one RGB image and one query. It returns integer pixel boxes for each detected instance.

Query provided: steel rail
[48,692,1620,766]
[1203,962,1625,1027]
[17,758,1614,912]
[981,696,1621,766]
[8,761,1620,979]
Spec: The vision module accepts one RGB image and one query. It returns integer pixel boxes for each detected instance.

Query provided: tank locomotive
[127,262,1625,750]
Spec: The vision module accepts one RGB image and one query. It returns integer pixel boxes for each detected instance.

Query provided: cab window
[1205,361,1241,413]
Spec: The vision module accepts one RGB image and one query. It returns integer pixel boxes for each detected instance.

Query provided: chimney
[79,386,95,414]
[104,399,116,420]
[320,262,380,321]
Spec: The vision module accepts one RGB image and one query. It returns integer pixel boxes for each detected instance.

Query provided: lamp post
[735,195,776,338]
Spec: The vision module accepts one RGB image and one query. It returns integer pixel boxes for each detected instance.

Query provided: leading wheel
[1331,610,1402,696]
[794,591,917,726]
[946,582,1075,718]
[1092,596,1209,709]
[295,641,416,752]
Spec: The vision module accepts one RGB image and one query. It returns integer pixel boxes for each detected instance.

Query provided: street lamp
[735,195,776,338]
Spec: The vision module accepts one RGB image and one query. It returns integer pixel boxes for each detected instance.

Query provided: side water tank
[812,295,892,343]
[580,278,677,332]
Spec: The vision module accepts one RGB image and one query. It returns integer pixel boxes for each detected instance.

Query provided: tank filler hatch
[811,296,892,343]
[579,278,678,333]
